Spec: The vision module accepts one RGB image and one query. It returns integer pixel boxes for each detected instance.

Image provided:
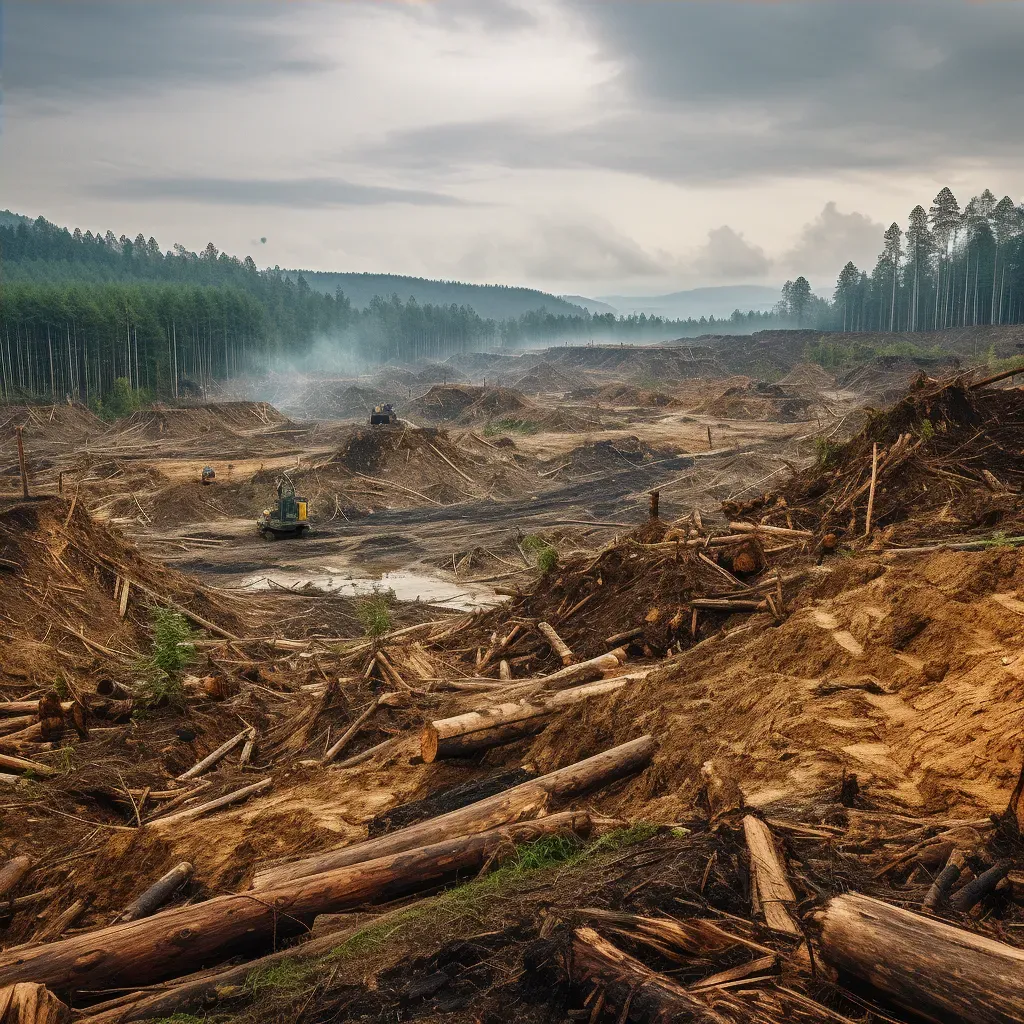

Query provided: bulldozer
[201,466,216,485]
[370,403,396,426]
[257,475,308,539]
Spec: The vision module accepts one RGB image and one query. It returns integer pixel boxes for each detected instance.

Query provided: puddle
[236,566,502,611]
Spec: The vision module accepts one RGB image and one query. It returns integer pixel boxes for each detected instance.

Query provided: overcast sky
[4,0,1023,298]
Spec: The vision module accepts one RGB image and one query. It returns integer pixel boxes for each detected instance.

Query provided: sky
[3,0,1024,299]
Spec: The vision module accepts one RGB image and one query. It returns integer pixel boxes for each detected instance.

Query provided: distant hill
[561,294,618,315]
[600,285,781,321]
[293,271,588,320]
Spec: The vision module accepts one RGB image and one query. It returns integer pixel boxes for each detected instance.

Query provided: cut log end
[420,726,439,765]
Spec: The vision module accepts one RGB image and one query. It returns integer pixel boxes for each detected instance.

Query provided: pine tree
[881,223,903,331]
[905,206,932,331]
[929,187,960,329]
[834,262,860,331]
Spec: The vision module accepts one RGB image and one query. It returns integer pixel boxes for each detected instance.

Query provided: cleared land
[0,329,1022,1024]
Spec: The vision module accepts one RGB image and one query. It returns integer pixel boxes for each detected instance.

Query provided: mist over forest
[2,183,1023,405]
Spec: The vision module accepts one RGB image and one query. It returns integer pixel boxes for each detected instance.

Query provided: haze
[4,0,1024,298]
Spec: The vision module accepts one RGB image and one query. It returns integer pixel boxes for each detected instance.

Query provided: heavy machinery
[201,466,216,485]
[257,475,308,539]
[370,403,396,425]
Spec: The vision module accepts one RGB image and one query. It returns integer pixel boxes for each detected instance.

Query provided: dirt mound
[122,402,288,439]
[319,425,535,502]
[512,361,587,394]
[529,545,1024,823]
[0,496,244,688]
[591,384,681,408]
[776,361,836,390]
[693,379,813,421]
[408,385,599,434]
[730,374,1024,543]
[0,402,104,440]
[544,436,663,479]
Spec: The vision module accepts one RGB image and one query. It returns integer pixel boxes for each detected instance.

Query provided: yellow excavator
[257,475,308,539]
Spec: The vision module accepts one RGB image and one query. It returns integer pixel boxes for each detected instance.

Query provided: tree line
[779,188,1024,332]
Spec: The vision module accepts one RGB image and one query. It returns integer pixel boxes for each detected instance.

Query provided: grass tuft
[356,587,394,639]
[484,418,539,436]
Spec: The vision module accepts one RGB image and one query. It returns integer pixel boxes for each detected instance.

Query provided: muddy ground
[0,344,1023,1024]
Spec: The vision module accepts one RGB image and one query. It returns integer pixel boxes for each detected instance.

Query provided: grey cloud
[693,227,771,280]
[87,177,466,209]
[364,1,1024,184]
[403,0,537,32]
[459,221,667,283]
[3,2,329,98]
[782,203,886,277]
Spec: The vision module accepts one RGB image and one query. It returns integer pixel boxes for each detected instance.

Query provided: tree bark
[0,813,595,995]
[177,728,252,781]
[118,863,193,923]
[421,678,627,762]
[817,892,1024,1024]
[568,927,733,1023]
[0,984,69,1024]
[253,735,656,889]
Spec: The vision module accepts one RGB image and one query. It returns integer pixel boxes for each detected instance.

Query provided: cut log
[0,754,55,776]
[0,984,69,1024]
[149,778,272,828]
[253,734,656,889]
[0,857,32,901]
[321,699,380,765]
[817,892,1024,1024]
[922,849,966,912]
[537,622,573,665]
[0,813,595,994]
[176,727,253,781]
[421,678,627,762]
[950,859,1012,913]
[568,927,732,1024]
[864,442,879,536]
[33,900,86,943]
[743,816,800,937]
[728,522,813,539]
[118,862,193,922]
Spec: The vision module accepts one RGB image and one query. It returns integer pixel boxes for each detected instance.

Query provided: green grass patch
[814,436,844,470]
[483,418,540,436]
[244,958,319,996]
[328,824,660,965]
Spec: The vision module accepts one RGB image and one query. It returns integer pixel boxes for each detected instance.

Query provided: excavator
[370,403,396,425]
[257,475,308,539]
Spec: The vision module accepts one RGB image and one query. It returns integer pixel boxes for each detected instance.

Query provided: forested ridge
[1,187,1022,403]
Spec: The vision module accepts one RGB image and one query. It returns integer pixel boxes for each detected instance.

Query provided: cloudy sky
[4,0,1023,298]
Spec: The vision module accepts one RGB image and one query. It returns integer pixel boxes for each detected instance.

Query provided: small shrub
[357,587,394,639]
[151,608,196,673]
[917,418,935,441]
[536,546,558,572]
[814,436,844,470]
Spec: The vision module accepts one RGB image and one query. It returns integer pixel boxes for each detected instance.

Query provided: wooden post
[743,816,800,937]
[864,442,879,537]
[58,472,63,496]
[648,490,659,520]
[15,428,28,499]
[707,425,713,450]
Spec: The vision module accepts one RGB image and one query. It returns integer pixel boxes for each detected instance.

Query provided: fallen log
[0,857,32,901]
[253,734,656,889]
[0,754,55,777]
[0,813,596,994]
[568,927,732,1024]
[321,699,381,765]
[922,849,966,912]
[0,984,69,1024]
[817,892,1024,1024]
[421,678,627,762]
[743,816,800,937]
[118,863,193,923]
[537,622,573,665]
[728,522,813,539]
[177,727,253,781]
[149,778,272,828]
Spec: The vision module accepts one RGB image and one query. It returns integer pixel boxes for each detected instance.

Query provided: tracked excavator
[370,403,396,425]
[257,475,308,539]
